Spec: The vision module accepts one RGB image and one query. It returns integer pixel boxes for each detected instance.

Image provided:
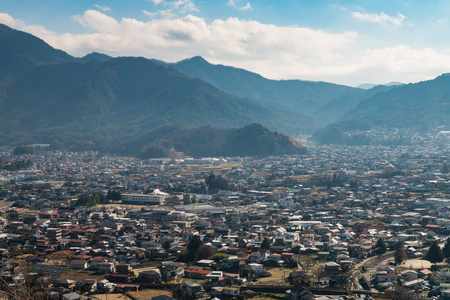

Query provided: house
[98,262,115,273]
[286,285,314,300]
[401,270,418,281]
[376,274,397,285]
[138,269,161,283]
[403,278,426,290]
[54,279,76,290]
[69,260,88,270]
[433,272,450,284]
[80,279,97,292]
[184,268,211,279]
[248,263,264,274]
[206,271,223,284]
[211,286,240,297]
[116,263,132,274]
[324,262,342,275]
[183,281,203,298]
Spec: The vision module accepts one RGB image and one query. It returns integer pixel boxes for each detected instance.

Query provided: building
[122,189,168,205]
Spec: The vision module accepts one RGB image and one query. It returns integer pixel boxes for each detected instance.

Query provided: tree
[211,252,227,262]
[197,245,215,260]
[384,285,417,300]
[442,238,450,263]
[260,237,271,250]
[162,241,172,253]
[443,163,449,174]
[375,238,387,255]
[186,235,203,262]
[394,242,406,265]
[205,173,228,192]
[426,241,444,265]
[107,189,121,200]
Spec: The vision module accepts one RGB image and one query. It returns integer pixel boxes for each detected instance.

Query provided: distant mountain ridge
[0,23,312,156]
[356,81,403,89]
[2,22,446,150]
[172,56,363,122]
[313,74,450,144]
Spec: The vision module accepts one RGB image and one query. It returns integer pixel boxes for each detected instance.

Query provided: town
[0,137,450,300]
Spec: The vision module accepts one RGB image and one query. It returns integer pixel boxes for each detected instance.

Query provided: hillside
[0,24,74,80]
[110,123,306,158]
[0,55,314,150]
[172,56,362,122]
[313,74,450,144]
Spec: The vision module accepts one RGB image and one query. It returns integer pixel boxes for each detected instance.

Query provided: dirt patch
[93,293,132,300]
[128,289,174,300]
[399,259,431,270]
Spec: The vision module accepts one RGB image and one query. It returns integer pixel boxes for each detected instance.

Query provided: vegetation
[106,189,121,201]
[443,238,450,262]
[261,237,271,250]
[394,242,407,265]
[426,241,444,265]
[77,193,108,207]
[375,238,387,255]
[205,173,228,193]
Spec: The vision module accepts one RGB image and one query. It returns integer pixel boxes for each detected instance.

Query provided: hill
[111,123,306,158]
[313,74,450,144]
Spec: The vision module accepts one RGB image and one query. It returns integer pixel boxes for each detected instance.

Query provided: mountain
[356,81,403,90]
[313,74,450,144]
[79,52,113,63]
[172,56,362,122]
[111,123,306,158]
[316,84,399,123]
[0,54,315,150]
[0,24,74,80]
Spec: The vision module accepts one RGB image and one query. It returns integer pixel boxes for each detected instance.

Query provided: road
[350,251,395,291]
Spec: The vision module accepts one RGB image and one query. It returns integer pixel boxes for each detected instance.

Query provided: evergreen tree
[375,238,387,255]
[443,238,450,262]
[394,242,406,265]
[162,240,172,253]
[426,240,444,265]
[260,237,271,250]
[186,235,203,262]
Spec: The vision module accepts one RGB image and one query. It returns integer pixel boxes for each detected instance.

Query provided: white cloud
[143,0,197,18]
[149,0,165,5]
[227,0,253,11]
[352,11,405,27]
[227,0,237,8]
[143,9,177,18]
[239,3,252,11]
[3,10,450,86]
[94,4,111,12]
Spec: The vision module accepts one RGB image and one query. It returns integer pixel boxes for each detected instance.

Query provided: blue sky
[1,0,450,86]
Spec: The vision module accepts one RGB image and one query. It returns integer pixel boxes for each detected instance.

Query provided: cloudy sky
[1,0,450,86]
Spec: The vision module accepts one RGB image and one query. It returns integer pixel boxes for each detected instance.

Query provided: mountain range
[0,23,449,152]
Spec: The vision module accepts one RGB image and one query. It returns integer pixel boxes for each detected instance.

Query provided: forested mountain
[313,74,450,144]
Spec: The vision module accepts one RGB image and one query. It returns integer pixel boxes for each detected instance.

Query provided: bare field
[128,289,174,300]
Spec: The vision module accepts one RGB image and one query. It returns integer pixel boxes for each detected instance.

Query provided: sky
[1,0,450,86]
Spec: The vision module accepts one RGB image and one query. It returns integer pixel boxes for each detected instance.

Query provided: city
[0,135,449,299]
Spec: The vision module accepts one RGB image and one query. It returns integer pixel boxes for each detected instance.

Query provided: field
[93,294,132,300]
[127,289,174,300]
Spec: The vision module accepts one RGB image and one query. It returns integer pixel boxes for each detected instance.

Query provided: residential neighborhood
[0,139,450,300]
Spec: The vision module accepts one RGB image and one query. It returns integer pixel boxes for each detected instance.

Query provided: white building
[122,189,168,205]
